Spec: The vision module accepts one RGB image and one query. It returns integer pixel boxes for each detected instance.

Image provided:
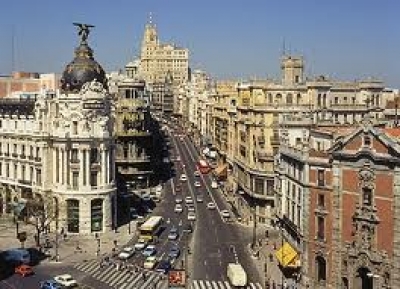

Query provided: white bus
[139,216,164,241]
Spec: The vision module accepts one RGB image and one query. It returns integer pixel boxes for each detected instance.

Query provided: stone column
[79,150,84,188]
[85,149,90,187]
[101,148,106,186]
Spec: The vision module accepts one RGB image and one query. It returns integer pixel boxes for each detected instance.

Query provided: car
[182,223,193,233]
[141,194,152,202]
[134,238,149,250]
[211,181,218,189]
[118,247,135,260]
[168,246,180,259]
[168,227,179,240]
[130,208,139,219]
[143,256,158,269]
[15,264,33,277]
[155,259,172,274]
[188,212,196,221]
[194,171,200,177]
[176,156,181,161]
[143,206,153,214]
[207,202,216,210]
[40,280,63,289]
[196,195,203,203]
[185,196,193,205]
[175,198,183,204]
[187,205,195,212]
[194,181,201,187]
[142,245,157,257]
[221,210,230,218]
[180,174,187,181]
[53,274,78,288]
[174,204,183,213]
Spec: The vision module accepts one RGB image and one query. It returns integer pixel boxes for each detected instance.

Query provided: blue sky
[0,0,397,87]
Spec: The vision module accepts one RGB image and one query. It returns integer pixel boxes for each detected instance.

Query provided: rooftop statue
[73,22,95,44]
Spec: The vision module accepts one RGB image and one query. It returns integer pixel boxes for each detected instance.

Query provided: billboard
[168,270,186,288]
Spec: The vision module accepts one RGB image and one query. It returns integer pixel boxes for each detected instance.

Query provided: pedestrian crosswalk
[191,279,263,289]
[74,259,167,289]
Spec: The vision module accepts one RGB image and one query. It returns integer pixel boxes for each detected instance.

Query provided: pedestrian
[142,272,147,282]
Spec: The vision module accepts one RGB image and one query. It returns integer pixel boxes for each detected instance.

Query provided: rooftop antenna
[281,38,286,57]
[148,12,153,25]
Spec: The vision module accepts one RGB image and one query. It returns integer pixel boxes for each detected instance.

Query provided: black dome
[60,43,108,93]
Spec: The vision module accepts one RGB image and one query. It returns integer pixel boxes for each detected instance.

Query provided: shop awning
[275,242,301,268]
[214,164,228,179]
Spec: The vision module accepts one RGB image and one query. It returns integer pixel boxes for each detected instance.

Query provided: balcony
[328,103,367,111]
[117,130,151,137]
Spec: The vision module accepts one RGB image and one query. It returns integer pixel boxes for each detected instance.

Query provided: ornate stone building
[275,121,400,288]
[139,15,189,86]
[0,26,116,235]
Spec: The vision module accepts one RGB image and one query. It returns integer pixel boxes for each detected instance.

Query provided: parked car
[174,204,183,213]
[15,264,33,277]
[118,247,135,260]
[143,256,158,269]
[221,210,230,218]
[142,245,157,257]
[185,196,193,205]
[168,246,180,259]
[182,223,193,233]
[134,238,149,250]
[40,280,62,289]
[168,227,179,240]
[53,274,78,288]
[155,259,172,274]
[207,202,216,210]
[188,212,196,221]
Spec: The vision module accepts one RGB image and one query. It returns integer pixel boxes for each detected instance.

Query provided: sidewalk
[0,217,137,265]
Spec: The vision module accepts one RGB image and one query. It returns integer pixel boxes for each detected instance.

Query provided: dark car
[155,259,172,274]
[168,246,180,259]
[182,223,193,233]
[40,280,62,289]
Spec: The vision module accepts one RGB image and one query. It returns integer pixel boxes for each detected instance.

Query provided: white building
[0,28,116,235]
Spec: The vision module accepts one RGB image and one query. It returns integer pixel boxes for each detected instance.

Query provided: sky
[0,0,398,87]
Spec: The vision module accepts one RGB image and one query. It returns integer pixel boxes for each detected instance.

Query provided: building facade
[275,122,400,288]
[139,15,189,86]
[0,27,116,235]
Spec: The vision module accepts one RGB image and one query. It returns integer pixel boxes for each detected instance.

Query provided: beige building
[139,16,189,86]
[207,55,394,227]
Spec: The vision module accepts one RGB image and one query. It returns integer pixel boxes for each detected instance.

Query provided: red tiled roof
[383,128,400,138]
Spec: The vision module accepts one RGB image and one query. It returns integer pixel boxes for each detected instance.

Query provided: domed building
[0,24,116,241]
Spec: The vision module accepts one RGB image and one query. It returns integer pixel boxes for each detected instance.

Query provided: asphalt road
[167,124,263,284]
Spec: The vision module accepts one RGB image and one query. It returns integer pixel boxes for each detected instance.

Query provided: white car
[188,212,196,221]
[118,247,135,260]
[54,274,78,288]
[194,171,200,177]
[185,196,193,205]
[194,181,201,187]
[144,256,158,269]
[211,181,218,189]
[207,202,216,210]
[187,205,195,212]
[180,174,187,181]
[221,210,230,218]
[175,198,183,204]
[174,204,183,213]
[134,238,149,250]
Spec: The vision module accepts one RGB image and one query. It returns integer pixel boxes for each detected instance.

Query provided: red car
[15,264,34,277]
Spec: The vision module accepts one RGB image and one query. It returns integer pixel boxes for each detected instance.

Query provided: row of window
[0,162,41,184]
[0,142,41,159]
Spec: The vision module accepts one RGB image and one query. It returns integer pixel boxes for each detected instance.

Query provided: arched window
[91,198,103,232]
[67,199,80,233]
[316,256,327,282]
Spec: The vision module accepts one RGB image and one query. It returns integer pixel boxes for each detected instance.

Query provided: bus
[139,216,164,241]
[197,159,211,174]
